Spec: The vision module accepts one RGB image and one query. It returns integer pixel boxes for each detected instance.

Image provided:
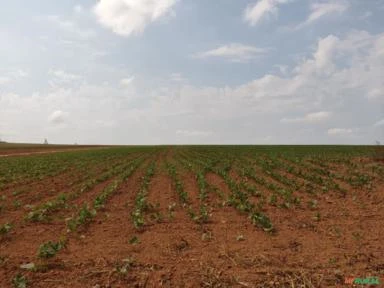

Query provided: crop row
[131,162,156,229]
[26,154,146,223]
[67,156,146,231]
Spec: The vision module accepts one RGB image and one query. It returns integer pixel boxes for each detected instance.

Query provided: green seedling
[67,204,96,231]
[132,208,145,229]
[12,274,27,288]
[0,223,12,235]
[268,194,278,206]
[27,194,68,222]
[12,188,28,196]
[38,240,66,259]
[308,199,318,209]
[251,212,274,232]
[198,204,210,224]
[129,236,140,245]
[13,200,22,209]
[168,202,176,219]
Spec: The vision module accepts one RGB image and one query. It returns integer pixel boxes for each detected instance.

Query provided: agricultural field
[0,145,383,287]
[0,143,107,156]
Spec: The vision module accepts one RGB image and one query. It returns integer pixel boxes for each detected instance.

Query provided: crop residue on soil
[0,145,383,287]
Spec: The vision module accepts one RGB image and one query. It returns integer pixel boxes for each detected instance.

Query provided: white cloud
[93,0,177,37]
[120,77,135,87]
[275,65,289,75]
[327,128,353,136]
[169,73,187,82]
[0,70,28,86]
[49,110,67,124]
[0,77,11,85]
[195,43,267,62]
[1,30,383,144]
[313,35,339,69]
[306,111,331,122]
[281,111,331,123]
[49,70,82,85]
[244,0,289,26]
[367,88,384,100]
[295,0,349,29]
[374,119,384,127]
[74,5,83,14]
[307,1,348,23]
[46,15,96,39]
[10,69,28,78]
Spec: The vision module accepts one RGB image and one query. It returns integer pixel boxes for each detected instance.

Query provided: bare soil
[0,154,383,287]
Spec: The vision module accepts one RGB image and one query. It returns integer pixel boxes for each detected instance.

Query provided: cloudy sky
[0,0,383,144]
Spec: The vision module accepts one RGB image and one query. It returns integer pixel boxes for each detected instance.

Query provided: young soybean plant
[67,204,96,232]
[0,223,12,235]
[132,162,156,229]
[37,239,66,259]
[166,163,188,204]
[12,274,27,288]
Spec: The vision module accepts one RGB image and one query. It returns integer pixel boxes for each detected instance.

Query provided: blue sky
[0,0,383,144]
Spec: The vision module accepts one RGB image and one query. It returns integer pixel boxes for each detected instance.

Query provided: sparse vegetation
[0,145,382,286]
[67,204,96,231]
[12,274,27,288]
[0,223,12,235]
[132,162,156,229]
[37,240,66,259]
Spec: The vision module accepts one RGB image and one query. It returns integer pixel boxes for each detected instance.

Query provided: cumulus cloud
[295,0,349,29]
[327,128,353,136]
[281,111,331,123]
[306,111,332,122]
[244,0,289,26]
[307,1,348,23]
[374,119,384,127]
[169,73,187,82]
[151,28,383,128]
[93,0,177,36]
[48,110,67,124]
[120,77,135,87]
[313,35,339,69]
[367,88,384,100]
[10,69,28,78]
[293,34,339,76]
[195,43,267,62]
[0,77,11,85]
[0,70,28,86]
[120,76,135,87]
[1,30,383,144]
[49,70,82,85]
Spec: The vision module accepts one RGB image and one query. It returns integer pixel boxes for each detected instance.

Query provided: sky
[0,0,383,145]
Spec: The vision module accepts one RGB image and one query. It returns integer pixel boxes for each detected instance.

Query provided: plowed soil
[0,147,383,287]
[0,143,107,157]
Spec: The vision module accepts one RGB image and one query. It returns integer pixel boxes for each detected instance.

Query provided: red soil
[0,147,107,157]
[0,154,383,287]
